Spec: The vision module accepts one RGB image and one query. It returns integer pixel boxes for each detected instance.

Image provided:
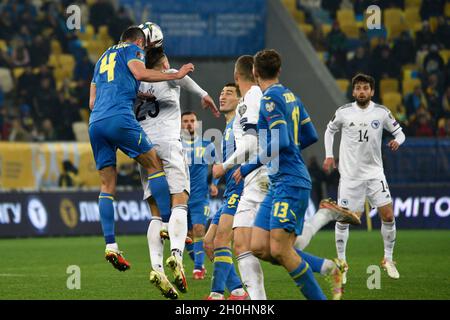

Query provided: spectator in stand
[17,66,38,102]
[74,54,94,81]
[0,11,14,42]
[435,17,450,49]
[326,21,348,65]
[423,44,445,75]
[32,78,59,123]
[89,0,115,32]
[410,106,435,137]
[405,85,429,118]
[9,117,32,142]
[415,21,437,51]
[392,31,416,65]
[108,6,134,43]
[437,118,450,137]
[420,0,445,20]
[28,35,50,68]
[10,38,30,67]
[424,73,444,118]
[36,65,56,89]
[442,86,450,117]
[346,46,370,77]
[40,118,57,141]
[327,53,347,78]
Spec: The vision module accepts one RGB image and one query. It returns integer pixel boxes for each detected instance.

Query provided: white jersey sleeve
[169,69,208,98]
[382,109,402,134]
[239,85,262,134]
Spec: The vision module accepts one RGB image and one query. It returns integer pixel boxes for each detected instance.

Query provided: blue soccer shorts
[89,114,153,170]
[254,183,310,236]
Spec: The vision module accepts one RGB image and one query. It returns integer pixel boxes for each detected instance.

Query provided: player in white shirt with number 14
[323,74,406,283]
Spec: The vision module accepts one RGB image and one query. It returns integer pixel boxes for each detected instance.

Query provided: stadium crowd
[288,0,450,137]
[0,0,132,142]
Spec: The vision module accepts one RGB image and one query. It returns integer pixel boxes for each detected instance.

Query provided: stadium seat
[384,8,403,26]
[439,50,450,64]
[402,64,419,80]
[72,122,90,142]
[382,92,402,111]
[51,39,62,55]
[336,79,350,93]
[446,2,450,17]
[282,0,296,12]
[429,17,438,33]
[0,67,14,93]
[337,9,356,26]
[404,7,421,30]
[380,78,399,97]
[340,22,359,39]
[405,0,422,8]
[0,39,7,52]
[98,25,110,40]
[78,24,95,42]
[60,54,76,74]
[402,78,422,95]
[321,24,332,36]
[298,23,313,36]
[12,67,25,80]
[291,9,306,24]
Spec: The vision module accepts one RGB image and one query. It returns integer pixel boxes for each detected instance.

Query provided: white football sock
[169,205,188,261]
[381,219,396,261]
[237,251,267,300]
[147,217,164,273]
[335,222,350,261]
[106,242,119,251]
[295,208,334,250]
[320,259,336,276]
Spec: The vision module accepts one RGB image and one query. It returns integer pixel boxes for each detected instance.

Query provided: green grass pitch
[1,230,449,300]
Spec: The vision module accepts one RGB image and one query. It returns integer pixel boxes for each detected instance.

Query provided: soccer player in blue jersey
[205,83,248,300]
[181,111,218,280]
[233,49,345,300]
[88,26,194,271]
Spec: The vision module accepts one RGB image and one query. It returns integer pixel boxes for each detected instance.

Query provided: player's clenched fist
[176,63,195,79]
[387,140,400,151]
[322,157,336,173]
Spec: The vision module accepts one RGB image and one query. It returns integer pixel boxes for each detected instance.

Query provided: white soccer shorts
[337,176,392,213]
[233,167,269,229]
[139,138,190,200]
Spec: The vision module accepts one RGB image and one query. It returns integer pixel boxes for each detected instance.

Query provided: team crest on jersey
[371,120,380,129]
[341,199,348,207]
[265,101,275,112]
[238,104,247,116]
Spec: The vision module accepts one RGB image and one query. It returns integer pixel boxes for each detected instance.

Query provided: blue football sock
[225,263,243,292]
[98,193,115,244]
[186,242,195,262]
[295,248,325,273]
[211,247,233,294]
[193,238,205,270]
[147,171,171,222]
[289,259,327,300]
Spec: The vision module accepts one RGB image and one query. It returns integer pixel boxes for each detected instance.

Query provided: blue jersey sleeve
[260,95,287,130]
[125,44,145,66]
[298,103,318,150]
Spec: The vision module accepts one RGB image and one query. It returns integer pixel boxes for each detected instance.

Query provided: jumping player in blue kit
[233,49,346,300]
[181,111,218,280]
[88,26,194,271]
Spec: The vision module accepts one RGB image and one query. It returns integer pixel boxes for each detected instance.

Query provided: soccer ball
[138,21,163,48]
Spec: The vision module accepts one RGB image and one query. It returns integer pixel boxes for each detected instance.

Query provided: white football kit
[325,101,405,212]
[222,85,269,228]
[135,69,208,199]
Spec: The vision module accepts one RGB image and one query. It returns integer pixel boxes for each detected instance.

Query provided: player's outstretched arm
[89,83,96,110]
[128,61,194,82]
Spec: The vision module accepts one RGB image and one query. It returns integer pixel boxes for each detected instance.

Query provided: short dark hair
[181,111,197,118]
[235,55,255,82]
[352,73,375,90]
[253,49,281,80]
[224,82,241,97]
[146,50,166,69]
[120,26,145,42]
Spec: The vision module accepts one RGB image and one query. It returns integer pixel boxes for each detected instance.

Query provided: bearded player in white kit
[135,50,219,299]
[323,73,406,283]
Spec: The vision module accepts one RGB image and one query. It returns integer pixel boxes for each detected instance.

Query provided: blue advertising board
[120,0,267,57]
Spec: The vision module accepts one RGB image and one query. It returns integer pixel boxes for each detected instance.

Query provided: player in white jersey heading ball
[135,50,219,299]
[323,73,406,282]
